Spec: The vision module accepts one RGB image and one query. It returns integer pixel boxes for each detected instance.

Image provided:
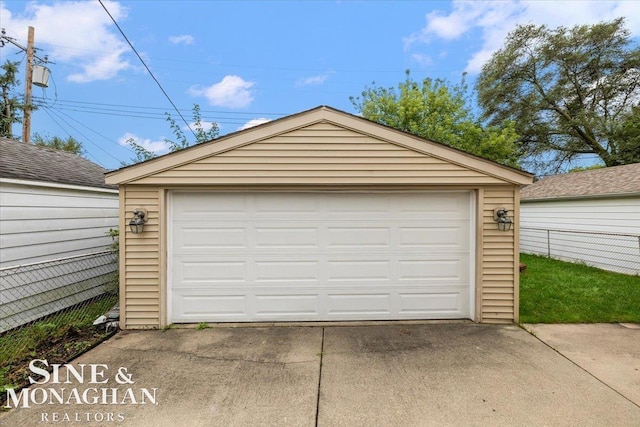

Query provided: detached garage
[106,106,532,328]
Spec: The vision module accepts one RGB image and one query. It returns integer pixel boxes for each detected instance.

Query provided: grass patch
[0,294,118,406]
[519,253,640,324]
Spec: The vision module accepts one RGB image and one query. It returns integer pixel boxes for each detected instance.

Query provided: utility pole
[1,26,50,141]
[22,26,35,144]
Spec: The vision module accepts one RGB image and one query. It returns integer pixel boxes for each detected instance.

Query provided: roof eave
[522,191,640,202]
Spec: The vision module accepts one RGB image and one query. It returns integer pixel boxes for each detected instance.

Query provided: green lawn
[519,253,640,324]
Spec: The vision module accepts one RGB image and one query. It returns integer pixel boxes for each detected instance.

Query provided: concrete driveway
[2,322,639,426]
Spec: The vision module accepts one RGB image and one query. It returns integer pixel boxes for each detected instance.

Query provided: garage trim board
[168,190,475,323]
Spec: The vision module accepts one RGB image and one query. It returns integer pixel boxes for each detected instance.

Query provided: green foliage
[477,18,640,173]
[124,104,219,165]
[123,137,157,165]
[33,133,85,155]
[351,71,520,166]
[609,105,640,164]
[519,253,640,323]
[108,227,119,253]
[568,164,605,173]
[0,60,25,138]
[196,322,209,330]
[0,295,118,374]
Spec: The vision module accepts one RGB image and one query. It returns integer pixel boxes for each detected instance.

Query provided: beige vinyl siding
[111,108,533,328]
[481,186,517,323]
[122,185,160,328]
[132,123,506,186]
[120,184,521,327]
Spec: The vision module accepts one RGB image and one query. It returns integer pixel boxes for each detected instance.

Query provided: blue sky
[1,0,639,170]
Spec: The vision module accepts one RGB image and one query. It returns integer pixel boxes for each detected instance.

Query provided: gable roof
[521,163,640,201]
[0,137,116,189]
[106,106,533,186]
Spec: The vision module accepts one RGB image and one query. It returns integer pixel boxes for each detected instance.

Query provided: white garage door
[169,191,473,322]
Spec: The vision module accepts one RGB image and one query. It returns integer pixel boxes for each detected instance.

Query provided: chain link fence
[0,250,118,333]
[520,227,640,275]
[0,250,119,397]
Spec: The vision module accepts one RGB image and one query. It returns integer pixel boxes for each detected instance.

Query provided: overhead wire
[43,106,136,154]
[32,97,287,117]
[97,0,197,140]
[41,108,106,166]
[32,97,283,126]
[43,107,123,164]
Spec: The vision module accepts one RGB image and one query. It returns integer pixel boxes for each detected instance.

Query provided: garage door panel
[325,194,391,213]
[173,193,247,216]
[326,227,391,248]
[398,225,467,248]
[255,227,320,248]
[254,194,318,213]
[178,293,247,318]
[398,259,467,281]
[254,294,320,318]
[179,261,247,283]
[177,227,247,249]
[398,290,467,315]
[170,191,472,322]
[255,260,320,282]
[396,193,470,216]
[326,293,391,315]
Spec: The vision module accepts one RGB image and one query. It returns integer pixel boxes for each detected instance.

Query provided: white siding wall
[0,180,119,268]
[520,197,640,275]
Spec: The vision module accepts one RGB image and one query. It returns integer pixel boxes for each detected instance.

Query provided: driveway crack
[315,327,325,427]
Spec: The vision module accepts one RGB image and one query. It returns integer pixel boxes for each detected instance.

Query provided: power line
[97,0,197,139]
[44,106,136,154]
[41,108,105,167]
[44,107,123,164]
[31,96,287,117]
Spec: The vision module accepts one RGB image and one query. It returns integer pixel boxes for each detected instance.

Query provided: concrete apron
[523,323,640,407]
[1,322,639,426]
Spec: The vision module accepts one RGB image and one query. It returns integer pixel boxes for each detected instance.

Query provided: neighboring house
[520,163,640,275]
[0,137,119,331]
[106,106,533,328]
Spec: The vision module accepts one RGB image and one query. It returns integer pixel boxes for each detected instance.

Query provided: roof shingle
[521,163,640,200]
[0,137,116,189]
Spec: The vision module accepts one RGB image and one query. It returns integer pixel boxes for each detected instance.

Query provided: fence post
[547,229,551,258]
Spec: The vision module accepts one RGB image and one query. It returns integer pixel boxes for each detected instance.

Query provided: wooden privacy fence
[520,227,640,275]
[0,250,118,333]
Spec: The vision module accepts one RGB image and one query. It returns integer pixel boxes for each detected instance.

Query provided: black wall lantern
[493,208,513,232]
[129,209,147,234]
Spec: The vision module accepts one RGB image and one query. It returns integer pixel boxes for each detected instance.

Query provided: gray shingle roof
[0,137,116,189]
[521,163,640,200]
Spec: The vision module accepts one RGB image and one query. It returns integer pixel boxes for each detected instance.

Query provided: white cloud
[169,34,194,45]
[118,132,170,155]
[295,71,333,87]
[238,118,271,131]
[408,0,640,73]
[411,53,433,68]
[1,1,132,83]
[189,75,255,108]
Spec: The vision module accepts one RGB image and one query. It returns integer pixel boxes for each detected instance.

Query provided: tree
[476,18,640,173]
[33,133,84,155]
[350,71,520,167]
[124,104,219,165]
[0,60,26,138]
[610,105,640,164]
